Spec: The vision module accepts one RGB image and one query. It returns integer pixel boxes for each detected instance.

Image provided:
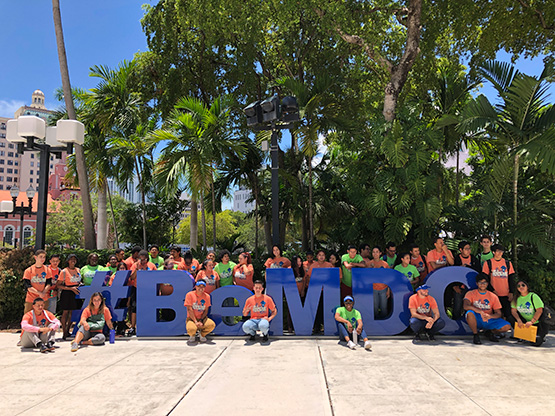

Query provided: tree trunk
[211,175,216,250]
[308,159,314,250]
[455,146,460,207]
[107,181,119,248]
[52,0,96,249]
[135,157,147,249]
[513,153,519,270]
[97,180,108,249]
[190,198,198,249]
[264,219,272,253]
[201,191,207,249]
[253,180,259,258]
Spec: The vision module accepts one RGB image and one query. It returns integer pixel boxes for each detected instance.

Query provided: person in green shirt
[511,279,548,346]
[334,296,372,350]
[214,249,237,325]
[106,255,118,273]
[394,253,420,288]
[477,235,494,265]
[149,245,164,269]
[382,241,397,267]
[80,253,109,286]
[341,245,365,298]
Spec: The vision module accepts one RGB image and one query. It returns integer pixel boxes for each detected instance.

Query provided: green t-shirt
[394,264,420,283]
[149,255,164,269]
[512,292,544,322]
[214,261,237,286]
[341,253,363,288]
[336,306,362,326]
[479,251,494,265]
[107,266,117,274]
[80,265,109,286]
[384,254,397,268]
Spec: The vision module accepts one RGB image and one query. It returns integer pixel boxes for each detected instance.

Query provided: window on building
[4,226,14,245]
[14,169,17,174]
[7,169,12,174]
[0,185,3,190]
[50,164,53,169]
[7,160,12,165]
[8,144,14,149]
[0,168,3,173]
[31,154,34,159]
[0,176,3,181]
[0,142,4,147]
[50,156,53,161]
[0,160,4,165]
[7,177,12,182]
[23,226,33,246]
[0,123,5,130]
[30,162,34,167]
[14,177,17,183]
[14,161,18,166]
[0,134,5,139]
[0,151,4,156]
[7,152,13,157]
[30,170,33,175]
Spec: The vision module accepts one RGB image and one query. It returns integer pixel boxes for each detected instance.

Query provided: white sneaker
[188,335,196,342]
[347,340,357,350]
[364,340,372,350]
[199,336,207,343]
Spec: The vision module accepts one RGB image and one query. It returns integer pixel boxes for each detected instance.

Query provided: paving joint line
[317,343,336,416]
[404,345,492,415]
[14,347,146,416]
[166,341,232,415]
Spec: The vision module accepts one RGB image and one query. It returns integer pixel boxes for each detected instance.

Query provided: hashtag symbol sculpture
[76,270,131,321]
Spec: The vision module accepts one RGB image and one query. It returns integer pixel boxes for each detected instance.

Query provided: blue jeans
[242,318,270,336]
[374,288,388,319]
[410,317,446,335]
[337,321,368,341]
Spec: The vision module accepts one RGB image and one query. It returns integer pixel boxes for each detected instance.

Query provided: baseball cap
[343,296,354,303]
[195,280,206,287]
[416,285,429,291]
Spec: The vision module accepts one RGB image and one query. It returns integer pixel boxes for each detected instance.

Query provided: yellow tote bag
[514,323,538,343]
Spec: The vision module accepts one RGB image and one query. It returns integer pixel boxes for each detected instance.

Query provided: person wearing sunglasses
[511,280,548,347]
[334,296,372,350]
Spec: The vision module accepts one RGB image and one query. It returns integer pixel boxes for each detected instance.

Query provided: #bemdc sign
[76,266,478,336]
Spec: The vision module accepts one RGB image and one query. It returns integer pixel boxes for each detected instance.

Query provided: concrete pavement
[0,332,553,416]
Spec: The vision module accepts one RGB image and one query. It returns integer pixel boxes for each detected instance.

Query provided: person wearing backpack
[482,244,516,321]
[71,292,114,352]
[511,279,549,347]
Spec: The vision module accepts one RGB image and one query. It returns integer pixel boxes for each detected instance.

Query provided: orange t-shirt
[80,306,112,332]
[464,290,502,315]
[482,258,515,297]
[48,266,61,297]
[61,267,81,287]
[426,250,448,269]
[366,259,389,291]
[23,265,52,303]
[408,294,438,317]
[21,309,58,333]
[123,256,136,269]
[180,258,200,274]
[244,294,276,319]
[195,270,220,294]
[264,256,291,269]
[129,261,157,287]
[233,264,254,290]
[184,290,211,320]
[307,261,333,278]
[302,260,314,275]
[410,255,428,279]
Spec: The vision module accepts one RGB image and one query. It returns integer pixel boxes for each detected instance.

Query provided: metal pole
[270,126,280,246]
[19,203,24,250]
[35,146,50,250]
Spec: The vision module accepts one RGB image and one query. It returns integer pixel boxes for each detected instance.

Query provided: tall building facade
[233,187,255,213]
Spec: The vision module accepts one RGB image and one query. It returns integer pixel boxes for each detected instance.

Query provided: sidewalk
[0,333,553,416]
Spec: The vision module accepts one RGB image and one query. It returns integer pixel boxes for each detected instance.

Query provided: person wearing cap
[57,253,82,339]
[409,285,445,341]
[482,243,516,320]
[184,280,216,343]
[464,274,511,344]
[334,296,372,350]
[242,281,277,343]
[20,297,60,353]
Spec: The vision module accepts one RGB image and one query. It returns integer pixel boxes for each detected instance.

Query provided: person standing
[124,246,141,270]
[394,252,421,289]
[426,237,454,273]
[214,250,236,288]
[149,245,164,269]
[57,254,81,340]
[409,244,428,281]
[47,254,61,314]
[20,298,60,353]
[233,252,255,291]
[195,259,221,294]
[477,235,494,265]
[341,245,365,298]
[264,245,291,269]
[80,253,109,286]
[482,244,516,320]
[22,249,52,314]
[382,242,397,268]
[184,281,216,343]
[242,281,277,343]
[334,296,372,350]
[408,285,445,341]
[454,241,481,272]
[367,246,390,319]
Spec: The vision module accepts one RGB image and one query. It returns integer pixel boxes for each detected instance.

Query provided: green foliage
[46,197,85,247]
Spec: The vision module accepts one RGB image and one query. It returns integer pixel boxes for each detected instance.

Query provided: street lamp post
[0,186,37,249]
[6,116,84,249]
[244,96,300,246]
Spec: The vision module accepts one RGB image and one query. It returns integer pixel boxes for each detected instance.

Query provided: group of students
[18,235,549,353]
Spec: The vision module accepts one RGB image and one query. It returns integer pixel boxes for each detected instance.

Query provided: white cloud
[312,133,329,167]
[0,99,25,118]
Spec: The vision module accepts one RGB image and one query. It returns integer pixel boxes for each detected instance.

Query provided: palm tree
[152,95,243,249]
[52,0,96,249]
[459,60,555,266]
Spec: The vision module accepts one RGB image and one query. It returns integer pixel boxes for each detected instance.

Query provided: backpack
[530,293,555,327]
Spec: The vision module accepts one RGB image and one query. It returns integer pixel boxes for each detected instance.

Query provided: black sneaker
[262,334,269,342]
[39,343,48,353]
[534,336,544,347]
[414,333,423,341]
[249,335,256,341]
[473,334,482,345]
[428,333,436,341]
[485,330,499,343]
[46,341,55,352]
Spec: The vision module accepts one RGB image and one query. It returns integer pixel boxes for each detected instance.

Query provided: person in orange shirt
[409,244,428,281]
[409,285,445,341]
[302,250,314,275]
[195,259,220,294]
[426,237,454,273]
[242,281,277,343]
[22,249,52,314]
[307,250,334,279]
[57,254,81,339]
[114,248,125,263]
[127,250,157,336]
[47,254,61,314]
[184,280,216,343]
[71,292,114,352]
[233,252,255,291]
[307,250,334,334]
[182,251,200,275]
[366,246,390,319]
[124,246,141,269]
[482,244,516,320]
[20,298,60,353]
[464,274,511,344]
[264,245,291,269]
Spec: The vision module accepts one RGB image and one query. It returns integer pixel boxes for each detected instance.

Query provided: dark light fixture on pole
[243,95,300,246]
[0,185,37,249]
[6,116,84,249]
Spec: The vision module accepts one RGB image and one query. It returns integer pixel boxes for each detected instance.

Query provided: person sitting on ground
[182,250,200,275]
[394,252,421,289]
[233,252,254,291]
[149,245,164,269]
[382,242,397,268]
[477,235,494,266]
[20,298,60,353]
[242,280,277,343]
[23,249,52,314]
[57,253,81,340]
[409,285,445,341]
[124,246,141,270]
[367,246,390,319]
[71,292,114,352]
[426,237,454,273]
[195,259,220,294]
[482,243,516,321]
[341,245,365,298]
[80,253,109,286]
[264,245,291,269]
[184,280,216,343]
[303,250,314,275]
[47,254,61,314]
[127,250,157,336]
[511,279,548,347]
[409,243,428,282]
[454,240,481,272]
[334,295,372,350]
[464,274,511,344]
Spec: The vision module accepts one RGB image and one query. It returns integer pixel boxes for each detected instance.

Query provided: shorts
[465,310,510,331]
